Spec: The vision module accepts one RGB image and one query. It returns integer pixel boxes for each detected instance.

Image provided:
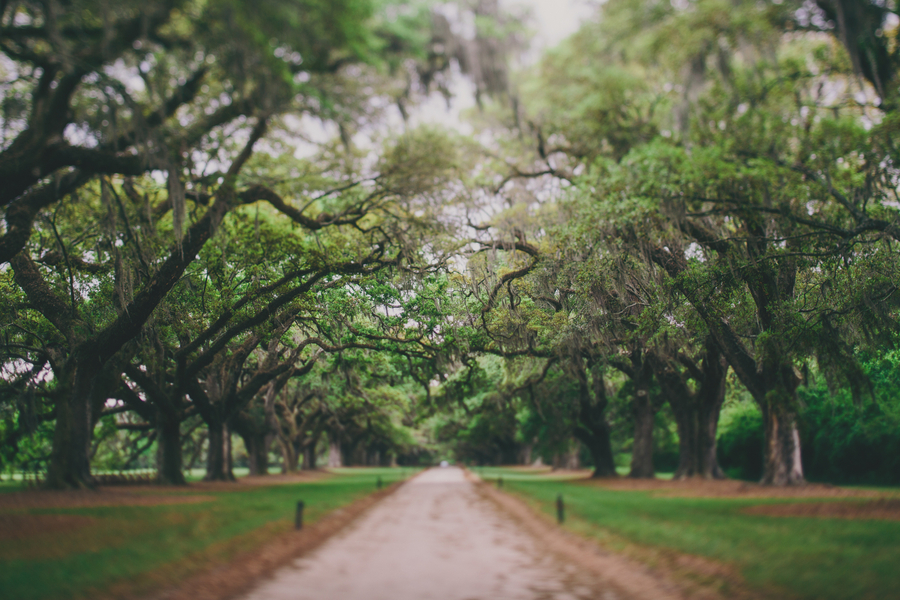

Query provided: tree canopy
[3,0,900,489]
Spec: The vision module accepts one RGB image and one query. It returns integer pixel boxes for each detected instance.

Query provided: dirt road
[240,467,615,600]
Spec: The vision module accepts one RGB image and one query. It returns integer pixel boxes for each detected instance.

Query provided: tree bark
[156,408,185,485]
[205,421,235,481]
[45,362,97,489]
[242,431,270,476]
[304,431,322,470]
[758,366,804,485]
[575,426,616,477]
[571,357,617,478]
[328,438,343,467]
[651,244,804,485]
[654,341,727,480]
[629,389,655,478]
[232,412,272,477]
[279,438,300,473]
[303,445,316,470]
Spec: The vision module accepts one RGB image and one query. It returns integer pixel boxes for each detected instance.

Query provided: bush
[717,376,900,485]
[717,403,764,481]
[799,384,900,485]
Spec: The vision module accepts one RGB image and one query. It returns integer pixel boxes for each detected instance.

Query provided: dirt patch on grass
[583,477,892,499]
[224,470,330,487]
[745,498,900,521]
[466,470,764,600]
[0,513,97,541]
[0,489,215,510]
[0,472,330,511]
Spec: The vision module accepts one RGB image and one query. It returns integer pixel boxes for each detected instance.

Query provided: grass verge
[0,467,414,600]
[477,467,900,600]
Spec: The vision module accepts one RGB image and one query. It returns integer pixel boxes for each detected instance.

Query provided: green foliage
[799,352,900,485]
[0,469,411,600]
[717,401,764,481]
[718,351,900,485]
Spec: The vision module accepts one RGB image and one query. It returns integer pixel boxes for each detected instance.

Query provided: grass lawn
[0,467,414,600]
[478,467,900,600]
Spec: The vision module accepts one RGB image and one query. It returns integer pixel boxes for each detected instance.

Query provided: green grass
[0,467,415,600]
[478,467,900,600]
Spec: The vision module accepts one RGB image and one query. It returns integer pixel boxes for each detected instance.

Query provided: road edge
[141,477,409,600]
[464,469,759,600]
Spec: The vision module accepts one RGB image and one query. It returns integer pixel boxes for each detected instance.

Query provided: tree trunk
[575,425,616,477]
[759,381,804,485]
[279,438,299,473]
[519,444,533,465]
[303,432,322,470]
[156,408,185,485]
[205,421,235,481]
[663,345,727,480]
[572,357,617,478]
[650,242,804,486]
[671,401,725,479]
[328,438,342,467]
[242,431,270,476]
[303,445,315,470]
[629,389,655,478]
[45,365,95,489]
[697,367,727,479]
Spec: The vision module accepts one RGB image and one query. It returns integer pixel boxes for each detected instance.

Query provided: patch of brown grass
[469,470,775,600]
[582,476,894,499]
[744,498,900,521]
[0,513,97,541]
[0,489,215,511]
[116,482,403,600]
[466,470,767,600]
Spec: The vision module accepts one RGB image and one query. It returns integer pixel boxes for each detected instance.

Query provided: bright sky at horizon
[405,0,594,131]
[505,0,594,49]
[292,0,595,156]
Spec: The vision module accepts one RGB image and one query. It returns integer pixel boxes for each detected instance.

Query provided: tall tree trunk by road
[652,339,727,479]
[303,431,322,470]
[156,408,185,485]
[328,438,343,467]
[243,431,270,476]
[45,362,97,489]
[625,350,656,479]
[205,421,235,481]
[758,364,804,485]
[232,411,273,477]
[571,357,617,477]
[279,438,300,473]
[629,388,655,478]
[574,426,616,477]
[651,243,804,485]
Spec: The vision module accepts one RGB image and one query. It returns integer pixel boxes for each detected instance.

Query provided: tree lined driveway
[241,467,613,600]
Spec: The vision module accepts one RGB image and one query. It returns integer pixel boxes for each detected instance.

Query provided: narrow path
[241,467,617,600]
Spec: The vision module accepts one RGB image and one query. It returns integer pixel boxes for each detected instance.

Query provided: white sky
[294,0,593,154]
[406,0,592,132]
[506,0,594,49]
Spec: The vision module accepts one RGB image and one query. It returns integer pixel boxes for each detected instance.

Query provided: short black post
[376,476,383,490]
[556,494,565,524]
[498,476,503,489]
[295,500,305,530]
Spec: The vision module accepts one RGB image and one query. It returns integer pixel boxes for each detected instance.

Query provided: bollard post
[556,494,565,524]
[295,500,305,530]
[376,476,383,490]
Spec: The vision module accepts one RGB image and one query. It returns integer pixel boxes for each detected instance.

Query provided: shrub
[717,403,764,481]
